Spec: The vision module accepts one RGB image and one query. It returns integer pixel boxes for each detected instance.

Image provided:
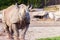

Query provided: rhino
[2,3,30,40]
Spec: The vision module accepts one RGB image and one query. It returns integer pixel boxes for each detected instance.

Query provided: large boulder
[48,11,60,21]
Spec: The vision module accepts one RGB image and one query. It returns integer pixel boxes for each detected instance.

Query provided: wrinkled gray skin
[2,4,30,40]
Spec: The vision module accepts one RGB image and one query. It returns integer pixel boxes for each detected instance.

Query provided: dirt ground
[0,20,60,40]
[25,20,60,40]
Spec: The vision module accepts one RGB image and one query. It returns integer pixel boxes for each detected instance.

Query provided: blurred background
[0,0,60,10]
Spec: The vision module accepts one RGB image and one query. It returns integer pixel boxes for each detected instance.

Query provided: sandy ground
[25,20,60,40]
[0,20,60,40]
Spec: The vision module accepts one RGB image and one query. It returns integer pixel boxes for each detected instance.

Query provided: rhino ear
[27,4,32,11]
[14,0,18,5]
[27,4,32,8]
[27,5,29,9]
[15,3,19,8]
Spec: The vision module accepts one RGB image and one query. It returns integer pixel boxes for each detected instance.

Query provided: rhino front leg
[3,23,13,40]
[20,25,29,40]
[12,23,19,40]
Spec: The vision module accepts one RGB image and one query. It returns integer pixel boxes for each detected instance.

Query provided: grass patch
[37,36,60,40]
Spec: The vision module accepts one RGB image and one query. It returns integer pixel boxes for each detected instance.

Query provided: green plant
[37,36,60,40]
